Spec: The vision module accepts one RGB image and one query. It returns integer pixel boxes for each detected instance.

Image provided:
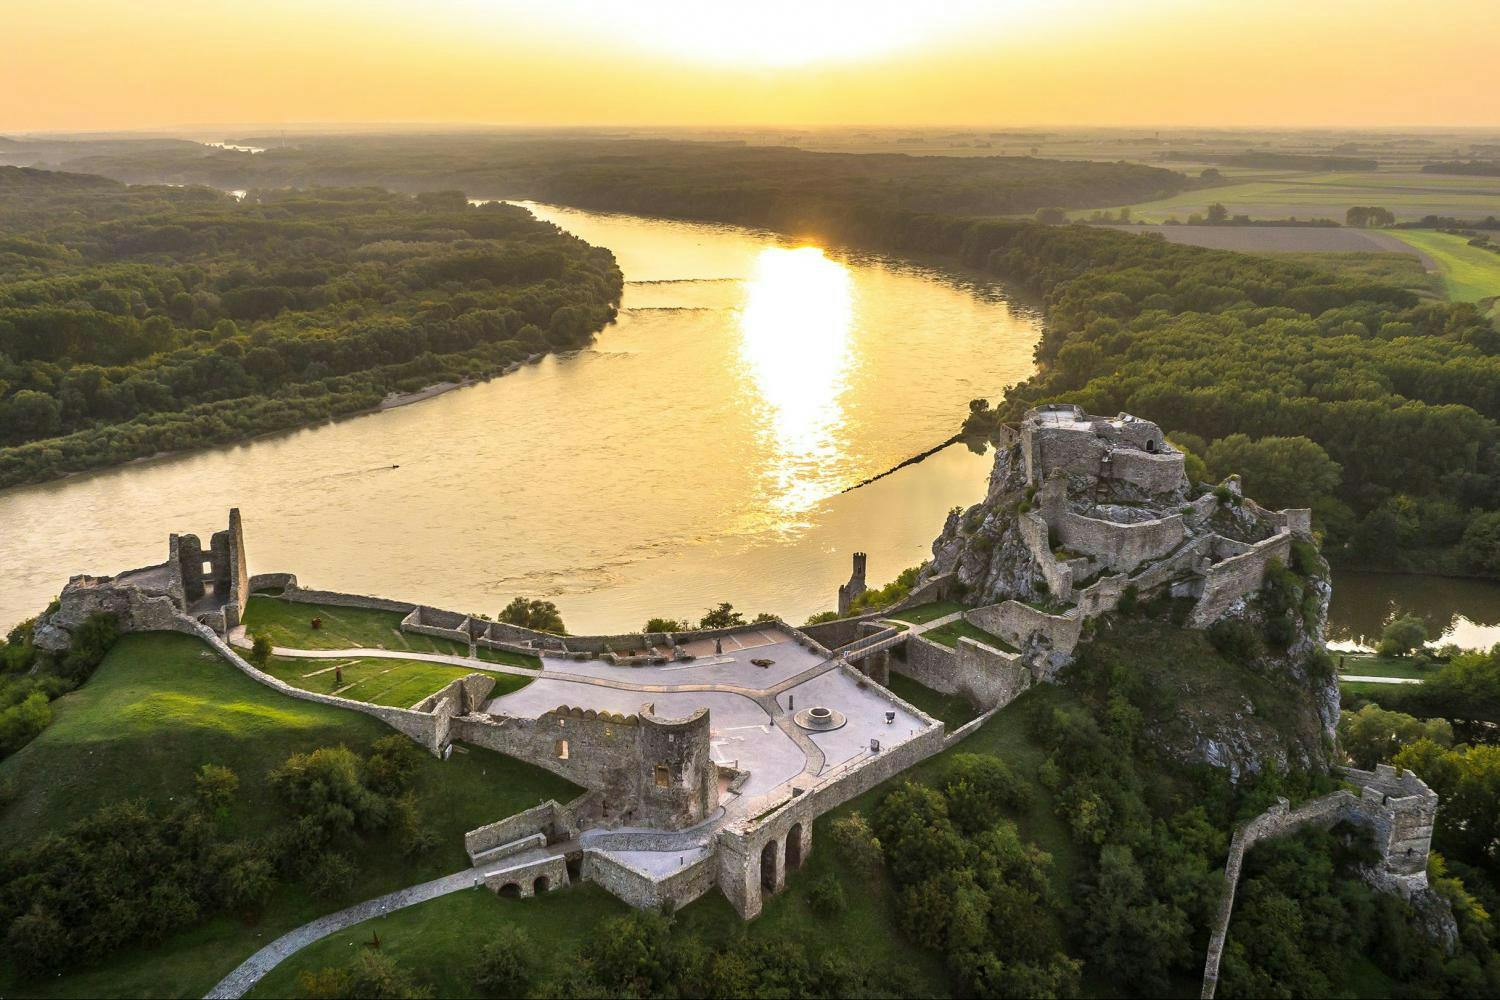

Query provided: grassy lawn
[1383,229,1500,303]
[923,617,1018,653]
[1336,653,1432,680]
[0,632,581,999]
[475,644,542,668]
[242,595,469,655]
[261,654,534,707]
[888,600,964,625]
[884,672,981,728]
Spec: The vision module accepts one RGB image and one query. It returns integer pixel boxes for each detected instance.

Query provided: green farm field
[1089,170,1500,223]
[0,633,579,999]
[1383,229,1500,305]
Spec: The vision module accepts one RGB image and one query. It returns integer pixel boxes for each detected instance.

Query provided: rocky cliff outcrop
[921,406,1337,778]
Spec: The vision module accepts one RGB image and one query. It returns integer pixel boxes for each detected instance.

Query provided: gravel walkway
[205,867,483,999]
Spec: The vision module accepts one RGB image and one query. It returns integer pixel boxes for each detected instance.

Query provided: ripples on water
[0,204,1042,632]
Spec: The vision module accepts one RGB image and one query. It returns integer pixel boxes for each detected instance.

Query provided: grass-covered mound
[0,632,579,998]
[261,653,533,708]
[242,595,467,654]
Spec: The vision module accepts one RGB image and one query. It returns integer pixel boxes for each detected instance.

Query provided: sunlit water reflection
[0,205,1041,632]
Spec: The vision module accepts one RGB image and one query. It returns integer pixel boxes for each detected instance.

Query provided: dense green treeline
[0,169,622,488]
[11,134,1194,222]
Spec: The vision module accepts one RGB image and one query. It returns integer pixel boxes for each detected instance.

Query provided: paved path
[205,867,484,999]
[1339,674,1423,685]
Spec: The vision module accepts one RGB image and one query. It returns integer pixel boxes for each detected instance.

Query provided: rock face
[921,404,1337,777]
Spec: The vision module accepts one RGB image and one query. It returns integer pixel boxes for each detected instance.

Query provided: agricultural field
[1087,170,1500,224]
[1382,229,1500,306]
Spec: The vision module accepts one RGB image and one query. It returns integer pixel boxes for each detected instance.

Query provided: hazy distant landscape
[3,3,1500,999]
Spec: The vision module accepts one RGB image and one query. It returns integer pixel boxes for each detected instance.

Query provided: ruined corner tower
[837,551,868,617]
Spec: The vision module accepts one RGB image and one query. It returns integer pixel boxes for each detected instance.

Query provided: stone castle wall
[586,849,720,911]
[1054,509,1186,573]
[967,600,1082,655]
[464,793,599,862]
[1188,533,1293,628]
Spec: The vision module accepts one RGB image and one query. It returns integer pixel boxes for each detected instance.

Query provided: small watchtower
[837,552,868,617]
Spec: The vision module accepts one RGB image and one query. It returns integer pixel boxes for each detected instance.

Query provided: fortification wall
[401,606,471,645]
[451,710,642,811]
[1019,511,1076,600]
[1054,509,1185,573]
[967,601,1082,654]
[717,722,945,918]
[586,849,719,911]
[801,610,891,650]
[247,572,298,593]
[189,619,444,751]
[277,585,418,615]
[464,793,599,861]
[1188,532,1292,628]
[954,638,1031,709]
[1108,448,1186,494]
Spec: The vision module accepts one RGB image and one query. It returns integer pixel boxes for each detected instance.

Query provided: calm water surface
[0,204,1040,633]
[3,204,1496,647]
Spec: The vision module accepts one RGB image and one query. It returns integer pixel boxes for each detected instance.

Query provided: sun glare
[523,0,1018,68]
[737,247,856,517]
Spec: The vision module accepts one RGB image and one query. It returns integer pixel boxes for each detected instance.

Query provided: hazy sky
[5,0,1497,132]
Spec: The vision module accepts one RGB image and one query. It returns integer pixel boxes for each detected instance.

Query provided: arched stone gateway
[759,839,780,892]
[785,824,804,870]
[534,875,551,894]
[498,882,521,899]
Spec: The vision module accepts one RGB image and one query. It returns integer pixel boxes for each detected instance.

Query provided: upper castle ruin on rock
[32,404,1437,927]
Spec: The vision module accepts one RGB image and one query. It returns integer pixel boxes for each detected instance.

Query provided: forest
[2,133,1195,221]
[0,167,622,488]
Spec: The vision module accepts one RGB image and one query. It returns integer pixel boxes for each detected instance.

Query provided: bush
[248,635,272,668]
[1208,619,1262,662]
[298,950,432,999]
[941,754,1031,834]
[472,925,538,998]
[308,851,356,900]
[194,763,240,813]
[807,873,846,916]
[828,812,883,875]
[1117,584,1140,615]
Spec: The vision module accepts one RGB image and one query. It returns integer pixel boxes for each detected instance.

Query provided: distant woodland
[0,134,1194,220]
[0,168,622,488]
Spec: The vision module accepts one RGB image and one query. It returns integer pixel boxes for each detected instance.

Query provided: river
[2,203,1497,650]
[0,204,1039,634]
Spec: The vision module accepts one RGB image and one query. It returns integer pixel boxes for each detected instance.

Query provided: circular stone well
[794,706,847,731]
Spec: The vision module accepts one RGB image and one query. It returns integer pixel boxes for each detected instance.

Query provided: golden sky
[4,0,1497,132]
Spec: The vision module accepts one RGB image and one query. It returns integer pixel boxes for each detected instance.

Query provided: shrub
[1117,584,1140,615]
[248,635,272,668]
[194,763,240,813]
[308,851,356,900]
[807,873,847,916]
[1208,619,1262,662]
[941,754,1031,834]
[298,951,432,999]
[472,925,538,998]
[828,812,884,875]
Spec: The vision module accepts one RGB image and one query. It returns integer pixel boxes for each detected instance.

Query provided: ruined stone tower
[837,551,868,617]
